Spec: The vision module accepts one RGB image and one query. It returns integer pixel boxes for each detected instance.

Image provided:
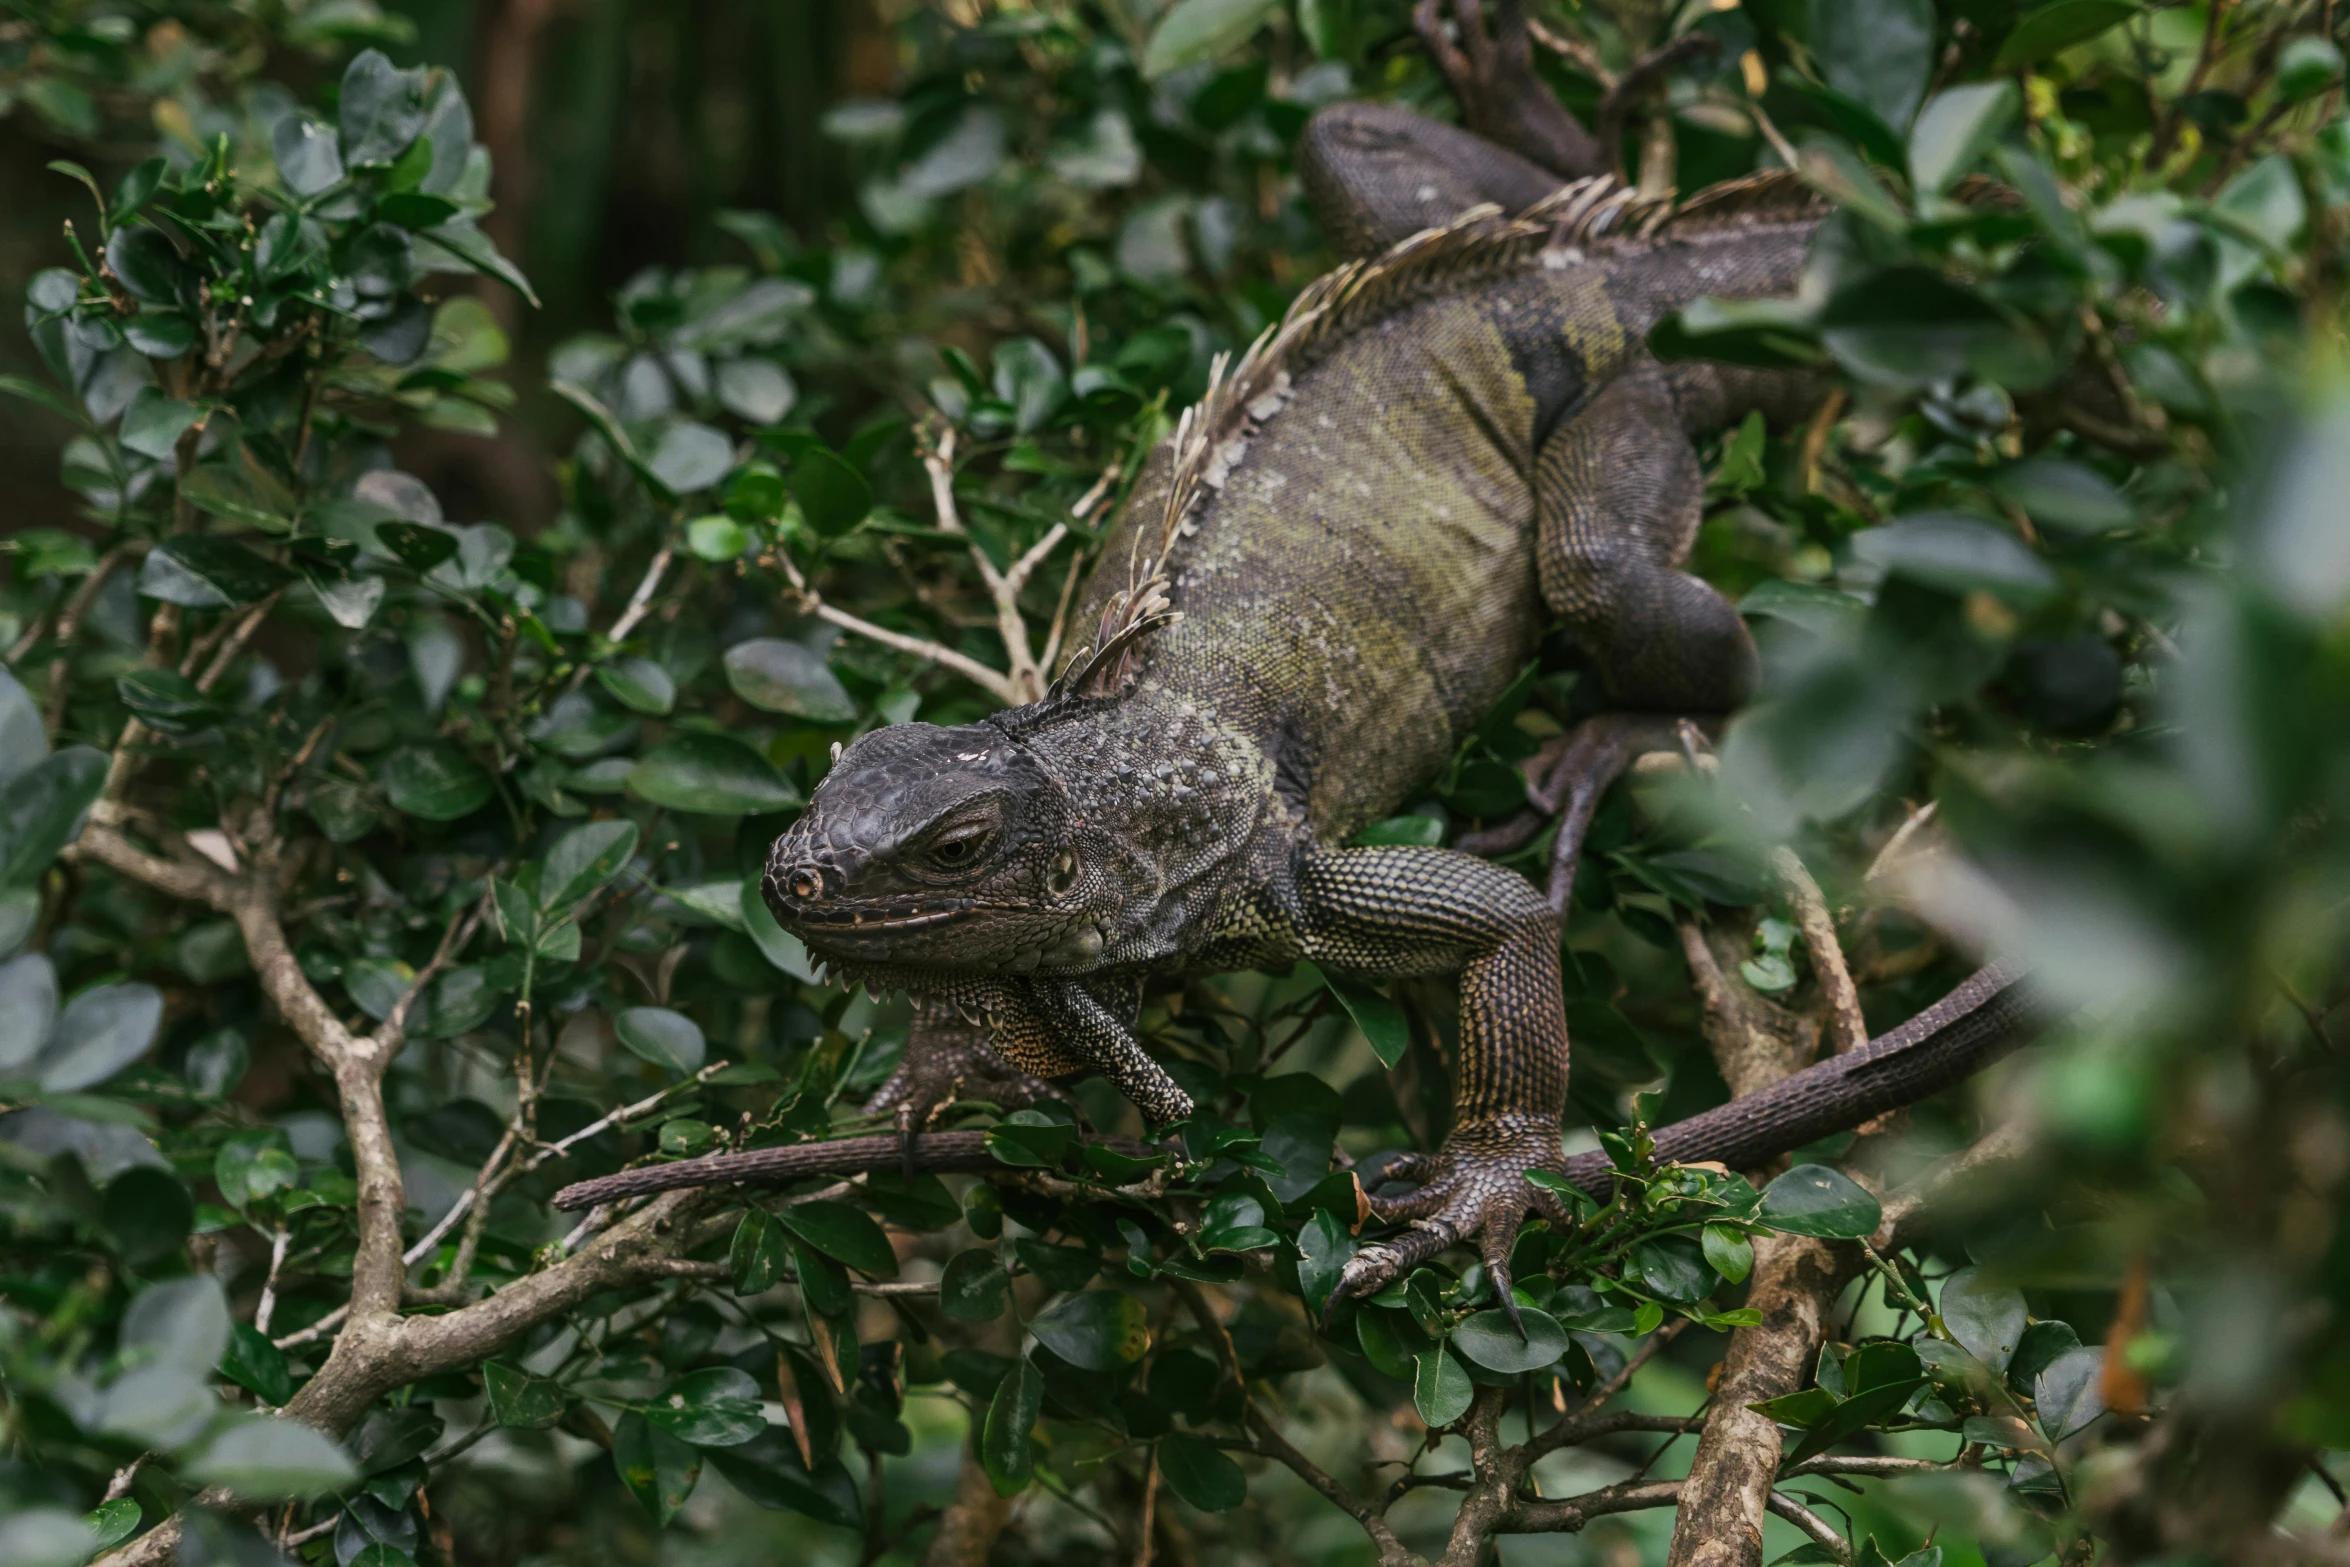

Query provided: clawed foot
[1413,0,1609,179]
[865,1020,1078,1159]
[1330,1116,1577,1326]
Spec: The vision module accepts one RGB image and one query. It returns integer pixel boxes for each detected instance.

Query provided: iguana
[755,8,1847,1309]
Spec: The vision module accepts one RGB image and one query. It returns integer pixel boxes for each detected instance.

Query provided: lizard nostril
[789,869,822,900]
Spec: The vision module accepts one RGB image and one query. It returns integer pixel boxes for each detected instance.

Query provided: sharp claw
[896,1104,918,1185]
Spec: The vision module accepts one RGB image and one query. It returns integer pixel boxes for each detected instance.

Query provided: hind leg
[1533,360,1758,907]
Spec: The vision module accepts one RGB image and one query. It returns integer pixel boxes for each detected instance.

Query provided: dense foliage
[2,2,2347,1566]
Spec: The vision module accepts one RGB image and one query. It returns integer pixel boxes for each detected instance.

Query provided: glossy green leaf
[980,1358,1043,1495]
[539,818,639,914]
[1158,1431,1246,1511]
[627,735,799,815]
[104,1166,192,1267]
[1413,1344,1474,1427]
[730,1208,789,1295]
[615,1006,706,1074]
[1142,0,1281,76]
[1759,1165,1883,1239]
[136,537,292,608]
[1852,513,2057,606]
[1993,0,2135,70]
[39,982,162,1091]
[1319,970,1410,1068]
[1,746,106,886]
[1910,81,2019,196]
[776,1199,897,1278]
[723,638,855,722]
[789,448,872,535]
[1938,1267,2029,1371]
[380,743,493,821]
[1029,1288,1149,1370]
[483,1361,566,1429]
[1703,1223,1755,1285]
[1450,1308,1568,1375]
[941,1248,1009,1321]
[645,1367,767,1447]
[648,421,735,495]
[612,1410,702,1525]
[596,656,676,715]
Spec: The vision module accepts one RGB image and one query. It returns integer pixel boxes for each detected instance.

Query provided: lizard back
[1070,174,1825,839]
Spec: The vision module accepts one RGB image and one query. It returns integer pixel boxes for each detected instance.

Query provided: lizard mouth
[784,902,975,934]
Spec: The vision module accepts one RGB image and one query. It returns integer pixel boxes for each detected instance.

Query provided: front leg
[865,995,1080,1141]
[1290,846,1576,1314]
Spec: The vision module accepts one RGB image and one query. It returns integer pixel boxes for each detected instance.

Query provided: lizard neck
[995,682,1275,969]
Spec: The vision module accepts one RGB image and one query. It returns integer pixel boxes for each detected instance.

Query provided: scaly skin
[764,42,1828,1309]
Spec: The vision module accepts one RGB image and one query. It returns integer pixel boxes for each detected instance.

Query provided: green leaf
[790,1238,852,1318]
[615,1006,706,1074]
[1295,1208,1356,1317]
[1819,269,2054,390]
[645,1367,767,1448]
[627,735,799,815]
[1450,1308,1569,1375]
[105,225,193,307]
[776,1199,898,1278]
[1319,970,1410,1068]
[723,639,856,722]
[648,421,736,495]
[339,49,429,165]
[739,879,820,982]
[1029,1288,1150,1370]
[686,514,751,561]
[40,982,162,1091]
[271,111,344,196]
[1993,0,2136,70]
[1808,0,1932,130]
[1142,0,1282,76]
[1,746,106,885]
[1851,513,2058,606]
[88,1497,142,1551]
[116,668,218,733]
[941,1248,1009,1321]
[2034,1345,2107,1437]
[1629,1236,1713,1304]
[985,1112,1078,1169]
[716,359,797,425]
[483,1361,567,1429]
[376,521,461,573]
[1759,1165,1883,1239]
[136,538,292,609]
[105,1167,192,1267]
[1158,1431,1247,1511]
[540,818,639,914]
[1782,1375,1925,1467]
[613,1410,702,1526]
[789,448,873,536]
[981,1358,1043,1495]
[1909,81,2019,196]
[1349,814,1444,847]
[1703,1223,1755,1285]
[1939,1267,2029,1372]
[118,387,199,460]
[1413,1344,1475,1427]
[422,220,540,306]
[704,1431,862,1527]
[730,1209,789,1294]
[380,743,493,821]
[185,1417,357,1499]
[1991,457,2136,536]
[592,657,676,718]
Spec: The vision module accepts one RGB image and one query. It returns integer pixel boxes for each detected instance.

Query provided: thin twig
[1772,848,1867,1057]
[775,547,1023,705]
[921,425,1046,701]
[253,1226,292,1340]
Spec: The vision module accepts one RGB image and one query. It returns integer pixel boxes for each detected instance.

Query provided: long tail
[551,963,2039,1211]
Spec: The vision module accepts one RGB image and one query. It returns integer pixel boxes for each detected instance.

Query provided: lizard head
[760,720,1121,975]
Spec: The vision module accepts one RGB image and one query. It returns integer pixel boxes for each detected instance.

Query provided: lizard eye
[1047,848,1079,898]
[926,826,993,869]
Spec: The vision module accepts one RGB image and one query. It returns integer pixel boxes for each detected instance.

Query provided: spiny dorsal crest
[1053,167,1824,703]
